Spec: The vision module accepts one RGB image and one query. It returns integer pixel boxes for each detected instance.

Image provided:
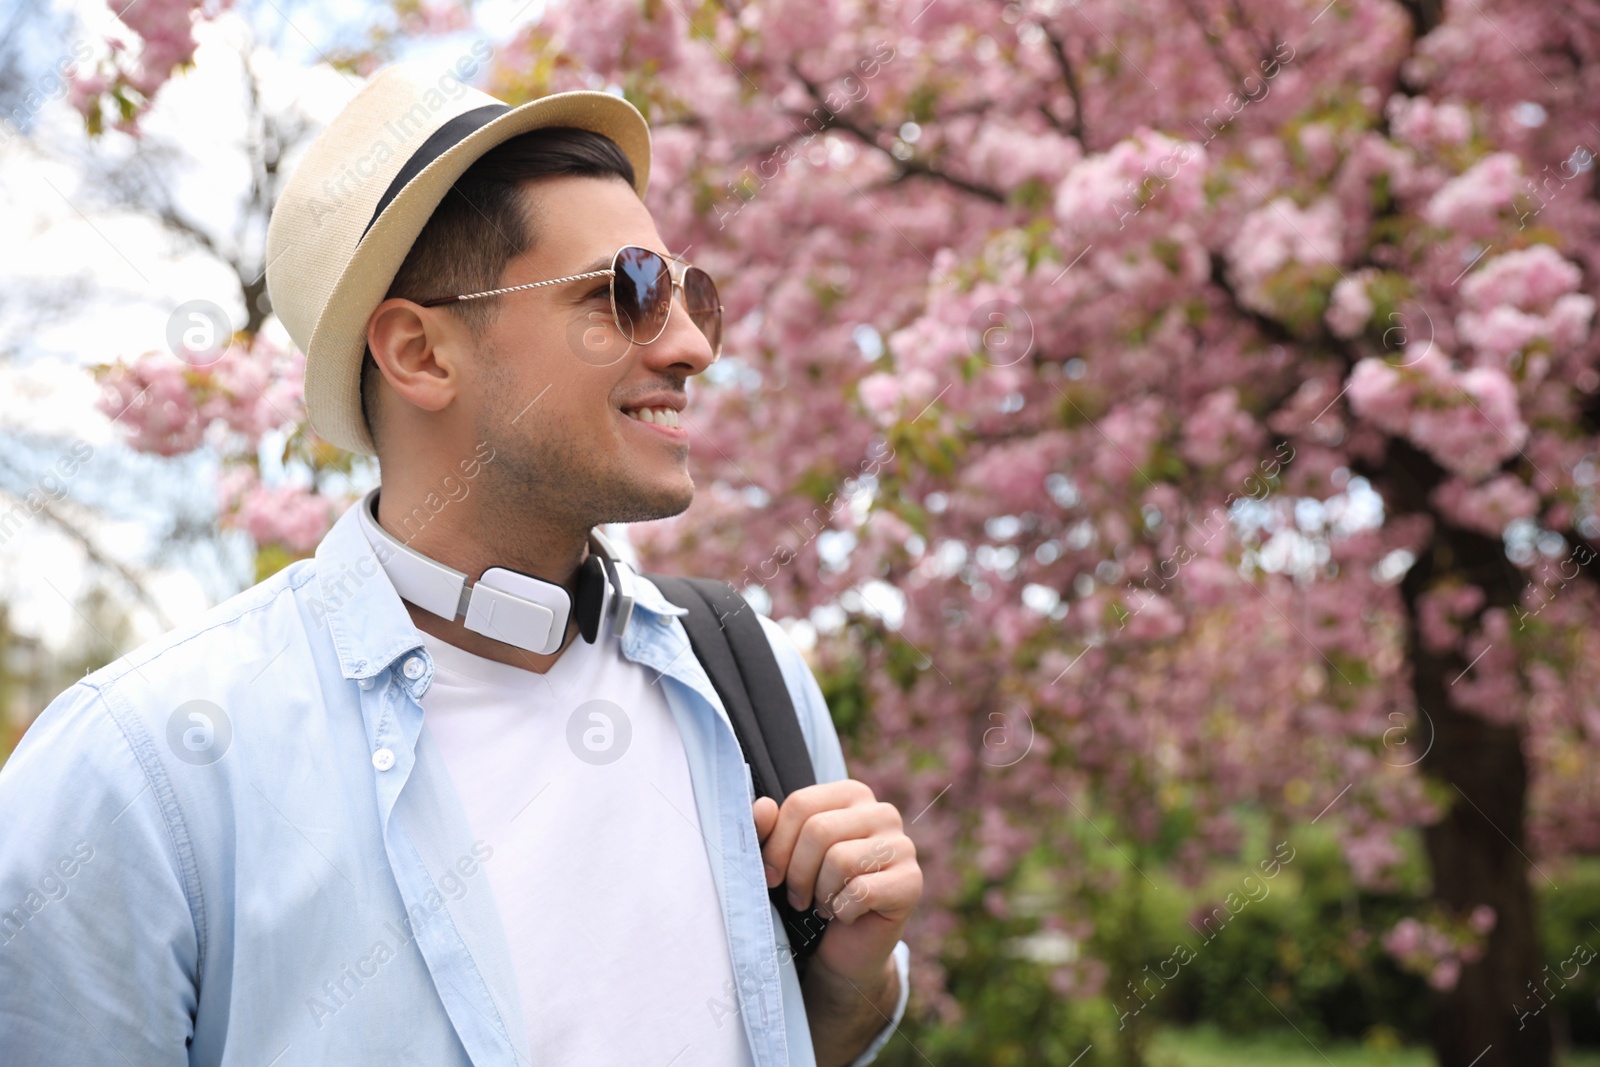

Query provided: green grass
[1147,1025,1600,1067]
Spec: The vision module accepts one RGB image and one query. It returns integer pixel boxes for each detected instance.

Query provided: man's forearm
[801,953,900,1067]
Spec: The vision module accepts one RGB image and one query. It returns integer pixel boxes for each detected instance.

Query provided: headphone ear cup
[575,553,607,643]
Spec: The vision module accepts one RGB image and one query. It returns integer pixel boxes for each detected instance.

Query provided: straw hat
[265,59,652,455]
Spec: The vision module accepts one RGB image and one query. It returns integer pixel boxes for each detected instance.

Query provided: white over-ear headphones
[355,487,635,655]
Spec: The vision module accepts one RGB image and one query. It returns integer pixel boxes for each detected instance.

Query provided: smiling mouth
[620,405,682,429]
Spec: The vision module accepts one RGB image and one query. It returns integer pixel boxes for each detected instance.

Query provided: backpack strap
[642,574,832,974]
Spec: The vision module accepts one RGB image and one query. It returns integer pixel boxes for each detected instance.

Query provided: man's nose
[645,284,717,375]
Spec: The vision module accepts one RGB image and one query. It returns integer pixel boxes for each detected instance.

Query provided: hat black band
[359,103,511,242]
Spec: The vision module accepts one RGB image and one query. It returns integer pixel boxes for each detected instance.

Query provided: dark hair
[359,126,637,447]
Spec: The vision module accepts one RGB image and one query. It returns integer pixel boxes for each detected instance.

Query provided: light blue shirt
[0,499,910,1066]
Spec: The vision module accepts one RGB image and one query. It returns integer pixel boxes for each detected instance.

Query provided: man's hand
[753,780,921,1065]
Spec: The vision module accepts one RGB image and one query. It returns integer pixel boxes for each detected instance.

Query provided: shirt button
[357,676,375,690]
[372,748,395,771]
[402,656,425,680]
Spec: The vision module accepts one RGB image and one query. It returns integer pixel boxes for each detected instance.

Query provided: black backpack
[641,574,831,977]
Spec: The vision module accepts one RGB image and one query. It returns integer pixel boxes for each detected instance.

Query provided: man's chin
[600,478,695,526]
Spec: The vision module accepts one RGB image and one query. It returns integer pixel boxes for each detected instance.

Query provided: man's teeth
[625,406,680,428]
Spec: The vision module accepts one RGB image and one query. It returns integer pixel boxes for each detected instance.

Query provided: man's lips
[618,406,688,439]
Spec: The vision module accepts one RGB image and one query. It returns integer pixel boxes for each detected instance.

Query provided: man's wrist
[802,952,900,1067]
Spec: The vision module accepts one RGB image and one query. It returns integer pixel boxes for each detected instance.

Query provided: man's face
[460,174,718,530]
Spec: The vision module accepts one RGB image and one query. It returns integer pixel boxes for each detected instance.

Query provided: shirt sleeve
[756,614,911,1067]
[0,682,199,1066]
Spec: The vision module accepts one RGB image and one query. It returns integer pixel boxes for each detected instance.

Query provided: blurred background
[3,0,1600,1063]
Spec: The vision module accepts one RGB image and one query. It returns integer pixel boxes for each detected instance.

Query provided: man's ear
[366,299,463,416]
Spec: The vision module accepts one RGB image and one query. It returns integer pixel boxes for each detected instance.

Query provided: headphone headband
[354,487,633,655]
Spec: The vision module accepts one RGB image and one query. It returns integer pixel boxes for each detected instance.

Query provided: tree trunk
[1390,437,1552,1067]
[1409,650,1551,1066]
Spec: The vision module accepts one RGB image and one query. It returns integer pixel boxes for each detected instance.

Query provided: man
[0,60,918,1066]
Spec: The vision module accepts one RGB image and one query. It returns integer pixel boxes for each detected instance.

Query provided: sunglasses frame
[416,244,723,361]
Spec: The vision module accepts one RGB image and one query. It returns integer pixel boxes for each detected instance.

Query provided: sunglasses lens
[613,247,672,344]
[684,267,722,356]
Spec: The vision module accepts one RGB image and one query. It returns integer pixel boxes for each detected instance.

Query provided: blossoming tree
[79,0,1600,1063]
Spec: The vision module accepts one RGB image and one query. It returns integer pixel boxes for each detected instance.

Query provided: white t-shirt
[416,608,756,1067]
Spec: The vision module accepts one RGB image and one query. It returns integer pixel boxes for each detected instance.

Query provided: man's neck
[405,599,583,675]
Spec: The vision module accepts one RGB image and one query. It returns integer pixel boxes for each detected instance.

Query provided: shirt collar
[313,495,688,681]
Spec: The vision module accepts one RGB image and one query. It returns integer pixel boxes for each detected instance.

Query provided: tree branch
[786,65,1009,204]
[1041,25,1088,148]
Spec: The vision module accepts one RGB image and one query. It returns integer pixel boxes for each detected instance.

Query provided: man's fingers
[810,834,911,919]
[753,797,782,887]
[777,801,903,910]
[816,862,921,926]
[752,796,779,846]
[758,781,875,885]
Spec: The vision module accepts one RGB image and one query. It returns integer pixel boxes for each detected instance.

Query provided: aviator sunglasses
[418,245,723,360]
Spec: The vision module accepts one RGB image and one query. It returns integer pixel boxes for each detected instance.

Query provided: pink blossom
[1548,293,1597,350]
[1054,128,1206,241]
[1457,304,1553,358]
[967,121,1080,193]
[1384,917,1424,956]
[1297,122,1341,174]
[100,337,304,455]
[1431,475,1539,537]
[225,477,340,554]
[1225,197,1344,314]
[67,71,110,114]
[1342,828,1404,885]
[1346,357,1415,435]
[1181,388,1262,469]
[856,372,902,426]
[1350,348,1526,478]
[1327,271,1376,338]
[1428,958,1462,991]
[1461,245,1582,310]
[1424,153,1523,233]
[1387,95,1472,149]
[96,355,202,456]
